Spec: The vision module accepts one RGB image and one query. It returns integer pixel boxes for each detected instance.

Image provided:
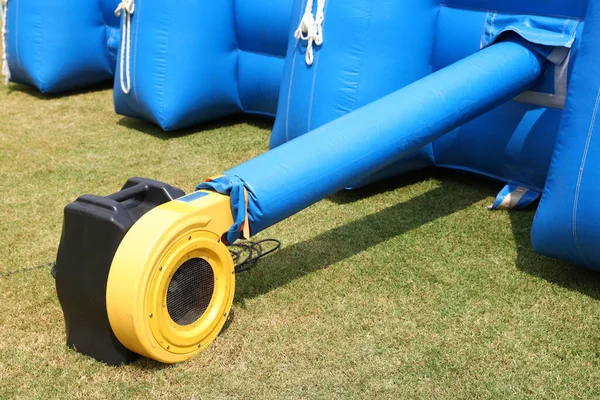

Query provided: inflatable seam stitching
[426,4,444,165]
[307,0,329,131]
[350,0,374,111]
[571,87,600,268]
[284,49,297,143]
[232,0,242,111]
[438,4,583,21]
[306,47,319,131]
[131,0,140,104]
[14,0,19,69]
[285,0,309,142]
[34,0,43,90]
[99,0,110,74]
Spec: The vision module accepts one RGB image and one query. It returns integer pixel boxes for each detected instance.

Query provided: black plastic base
[55,177,185,365]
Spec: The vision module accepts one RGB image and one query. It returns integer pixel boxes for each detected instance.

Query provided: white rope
[115,0,135,94]
[294,0,325,66]
[2,0,10,85]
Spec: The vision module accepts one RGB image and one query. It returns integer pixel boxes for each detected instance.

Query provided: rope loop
[114,0,135,17]
[115,0,135,94]
[294,13,316,41]
[294,0,325,66]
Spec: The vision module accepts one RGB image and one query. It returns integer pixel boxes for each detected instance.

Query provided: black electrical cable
[0,262,55,278]
[228,239,281,273]
[0,239,280,278]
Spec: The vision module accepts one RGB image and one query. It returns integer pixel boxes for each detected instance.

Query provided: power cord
[0,262,55,278]
[0,239,281,278]
[228,239,281,273]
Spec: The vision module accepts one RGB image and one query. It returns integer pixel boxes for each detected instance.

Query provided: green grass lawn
[1,83,600,399]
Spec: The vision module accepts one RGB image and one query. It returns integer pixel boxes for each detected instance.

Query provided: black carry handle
[107,183,149,203]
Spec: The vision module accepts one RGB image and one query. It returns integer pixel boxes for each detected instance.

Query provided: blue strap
[196,175,251,244]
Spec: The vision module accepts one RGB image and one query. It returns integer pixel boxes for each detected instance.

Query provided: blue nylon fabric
[481,13,579,50]
[4,0,120,93]
[196,176,259,244]
[432,7,581,192]
[441,0,587,19]
[113,0,293,131]
[270,0,438,185]
[8,0,600,270]
[113,0,241,130]
[531,0,600,269]
[223,41,544,235]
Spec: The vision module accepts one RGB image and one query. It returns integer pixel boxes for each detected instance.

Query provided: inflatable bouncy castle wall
[112,0,588,218]
[113,0,293,129]
[2,0,121,92]
[113,0,583,198]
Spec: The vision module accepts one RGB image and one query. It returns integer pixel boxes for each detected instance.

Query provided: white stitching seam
[306,43,319,131]
[572,87,600,268]
[285,0,309,143]
[132,0,141,103]
[307,0,328,131]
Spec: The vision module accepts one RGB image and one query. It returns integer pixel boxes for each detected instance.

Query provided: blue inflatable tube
[199,41,546,240]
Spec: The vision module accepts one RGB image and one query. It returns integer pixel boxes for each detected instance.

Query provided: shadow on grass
[509,210,600,300]
[6,80,113,99]
[116,114,274,140]
[128,310,238,370]
[235,168,600,304]
[126,169,600,369]
[327,167,436,205]
[234,170,497,303]
[131,357,177,371]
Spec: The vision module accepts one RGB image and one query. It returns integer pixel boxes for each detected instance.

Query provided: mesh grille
[166,258,214,326]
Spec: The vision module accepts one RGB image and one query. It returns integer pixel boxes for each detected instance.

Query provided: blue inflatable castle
[4,0,600,363]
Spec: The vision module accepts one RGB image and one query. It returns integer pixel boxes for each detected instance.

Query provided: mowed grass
[1,82,600,399]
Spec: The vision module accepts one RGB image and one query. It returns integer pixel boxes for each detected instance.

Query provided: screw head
[166,345,170,350]
[159,266,163,271]
[149,313,153,318]
[188,235,191,240]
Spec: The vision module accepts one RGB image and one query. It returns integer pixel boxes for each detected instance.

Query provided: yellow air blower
[55,178,239,365]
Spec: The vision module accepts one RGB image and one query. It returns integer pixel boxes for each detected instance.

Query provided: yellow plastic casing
[106,191,235,364]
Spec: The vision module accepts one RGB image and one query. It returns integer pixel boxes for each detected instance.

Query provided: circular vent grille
[166,258,214,326]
